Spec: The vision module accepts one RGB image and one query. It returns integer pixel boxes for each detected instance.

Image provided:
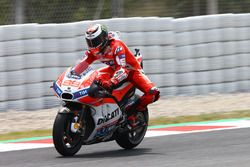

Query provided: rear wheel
[53,113,82,156]
[115,109,148,149]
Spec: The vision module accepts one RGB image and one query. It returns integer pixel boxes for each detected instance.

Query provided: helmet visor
[86,36,103,49]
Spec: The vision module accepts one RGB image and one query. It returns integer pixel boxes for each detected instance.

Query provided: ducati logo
[97,109,119,125]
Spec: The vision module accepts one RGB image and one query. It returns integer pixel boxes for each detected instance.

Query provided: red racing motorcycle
[52,50,148,156]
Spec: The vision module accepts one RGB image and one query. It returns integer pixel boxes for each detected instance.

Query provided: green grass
[0,129,52,141]
[0,110,250,141]
[149,109,250,126]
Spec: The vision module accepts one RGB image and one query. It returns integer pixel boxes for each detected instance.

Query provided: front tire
[53,113,82,156]
[115,109,148,149]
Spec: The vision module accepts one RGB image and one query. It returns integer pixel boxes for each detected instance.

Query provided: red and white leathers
[74,32,160,111]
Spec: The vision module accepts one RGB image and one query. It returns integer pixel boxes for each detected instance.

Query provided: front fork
[58,106,86,135]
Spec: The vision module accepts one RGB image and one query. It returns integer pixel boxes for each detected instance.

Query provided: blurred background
[1,0,250,112]
[1,0,250,25]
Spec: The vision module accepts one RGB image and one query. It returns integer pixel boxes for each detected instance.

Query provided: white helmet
[85,24,109,52]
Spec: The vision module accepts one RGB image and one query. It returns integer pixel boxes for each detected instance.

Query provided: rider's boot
[125,99,147,113]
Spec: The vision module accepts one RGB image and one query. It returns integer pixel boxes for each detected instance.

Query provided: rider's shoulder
[110,36,127,49]
[110,39,126,54]
[110,39,124,46]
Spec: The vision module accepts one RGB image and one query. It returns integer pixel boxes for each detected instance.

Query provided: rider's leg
[97,66,114,76]
[127,70,160,111]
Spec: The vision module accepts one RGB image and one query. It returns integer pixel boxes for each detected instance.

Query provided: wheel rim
[62,117,82,149]
[128,112,147,144]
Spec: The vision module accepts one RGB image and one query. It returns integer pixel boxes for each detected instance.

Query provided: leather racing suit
[74,33,160,111]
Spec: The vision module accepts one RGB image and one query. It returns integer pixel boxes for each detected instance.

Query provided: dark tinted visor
[86,36,103,48]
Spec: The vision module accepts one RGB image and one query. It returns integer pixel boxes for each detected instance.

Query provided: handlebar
[89,80,120,106]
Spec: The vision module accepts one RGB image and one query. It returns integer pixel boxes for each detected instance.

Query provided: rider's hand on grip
[100,80,114,90]
[94,78,113,93]
[95,73,117,93]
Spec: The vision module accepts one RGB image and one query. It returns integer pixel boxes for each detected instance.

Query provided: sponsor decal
[114,70,123,77]
[67,74,81,80]
[97,108,119,125]
[119,54,125,59]
[115,46,123,54]
[117,73,127,82]
[62,80,81,87]
[82,66,93,76]
[53,83,62,97]
[116,54,126,66]
[73,88,89,99]
[113,68,128,81]
[94,121,118,138]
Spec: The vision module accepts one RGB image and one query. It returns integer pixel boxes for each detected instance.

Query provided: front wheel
[53,113,82,156]
[115,109,148,149]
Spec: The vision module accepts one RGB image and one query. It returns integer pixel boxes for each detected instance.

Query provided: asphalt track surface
[1,128,249,167]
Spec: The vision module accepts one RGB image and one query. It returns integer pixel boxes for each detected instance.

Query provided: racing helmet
[85,24,108,53]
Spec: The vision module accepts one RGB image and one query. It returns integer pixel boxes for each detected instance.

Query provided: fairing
[52,65,134,142]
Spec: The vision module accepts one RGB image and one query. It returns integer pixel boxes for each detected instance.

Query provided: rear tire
[53,113,82,156]
[115,109,148,149]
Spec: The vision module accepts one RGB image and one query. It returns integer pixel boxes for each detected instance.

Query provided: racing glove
[100,80,114,90]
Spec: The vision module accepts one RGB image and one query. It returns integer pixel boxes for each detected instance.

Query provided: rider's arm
[73,50,96,75]
[110,46,129,86]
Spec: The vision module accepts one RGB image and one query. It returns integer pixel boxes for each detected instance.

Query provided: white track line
[1,119,250,152]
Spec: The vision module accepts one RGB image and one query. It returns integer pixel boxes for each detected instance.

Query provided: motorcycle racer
[73,24,160,112]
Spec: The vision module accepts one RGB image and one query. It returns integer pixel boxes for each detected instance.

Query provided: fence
[1,14,250,111]
[2,0,250,25]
